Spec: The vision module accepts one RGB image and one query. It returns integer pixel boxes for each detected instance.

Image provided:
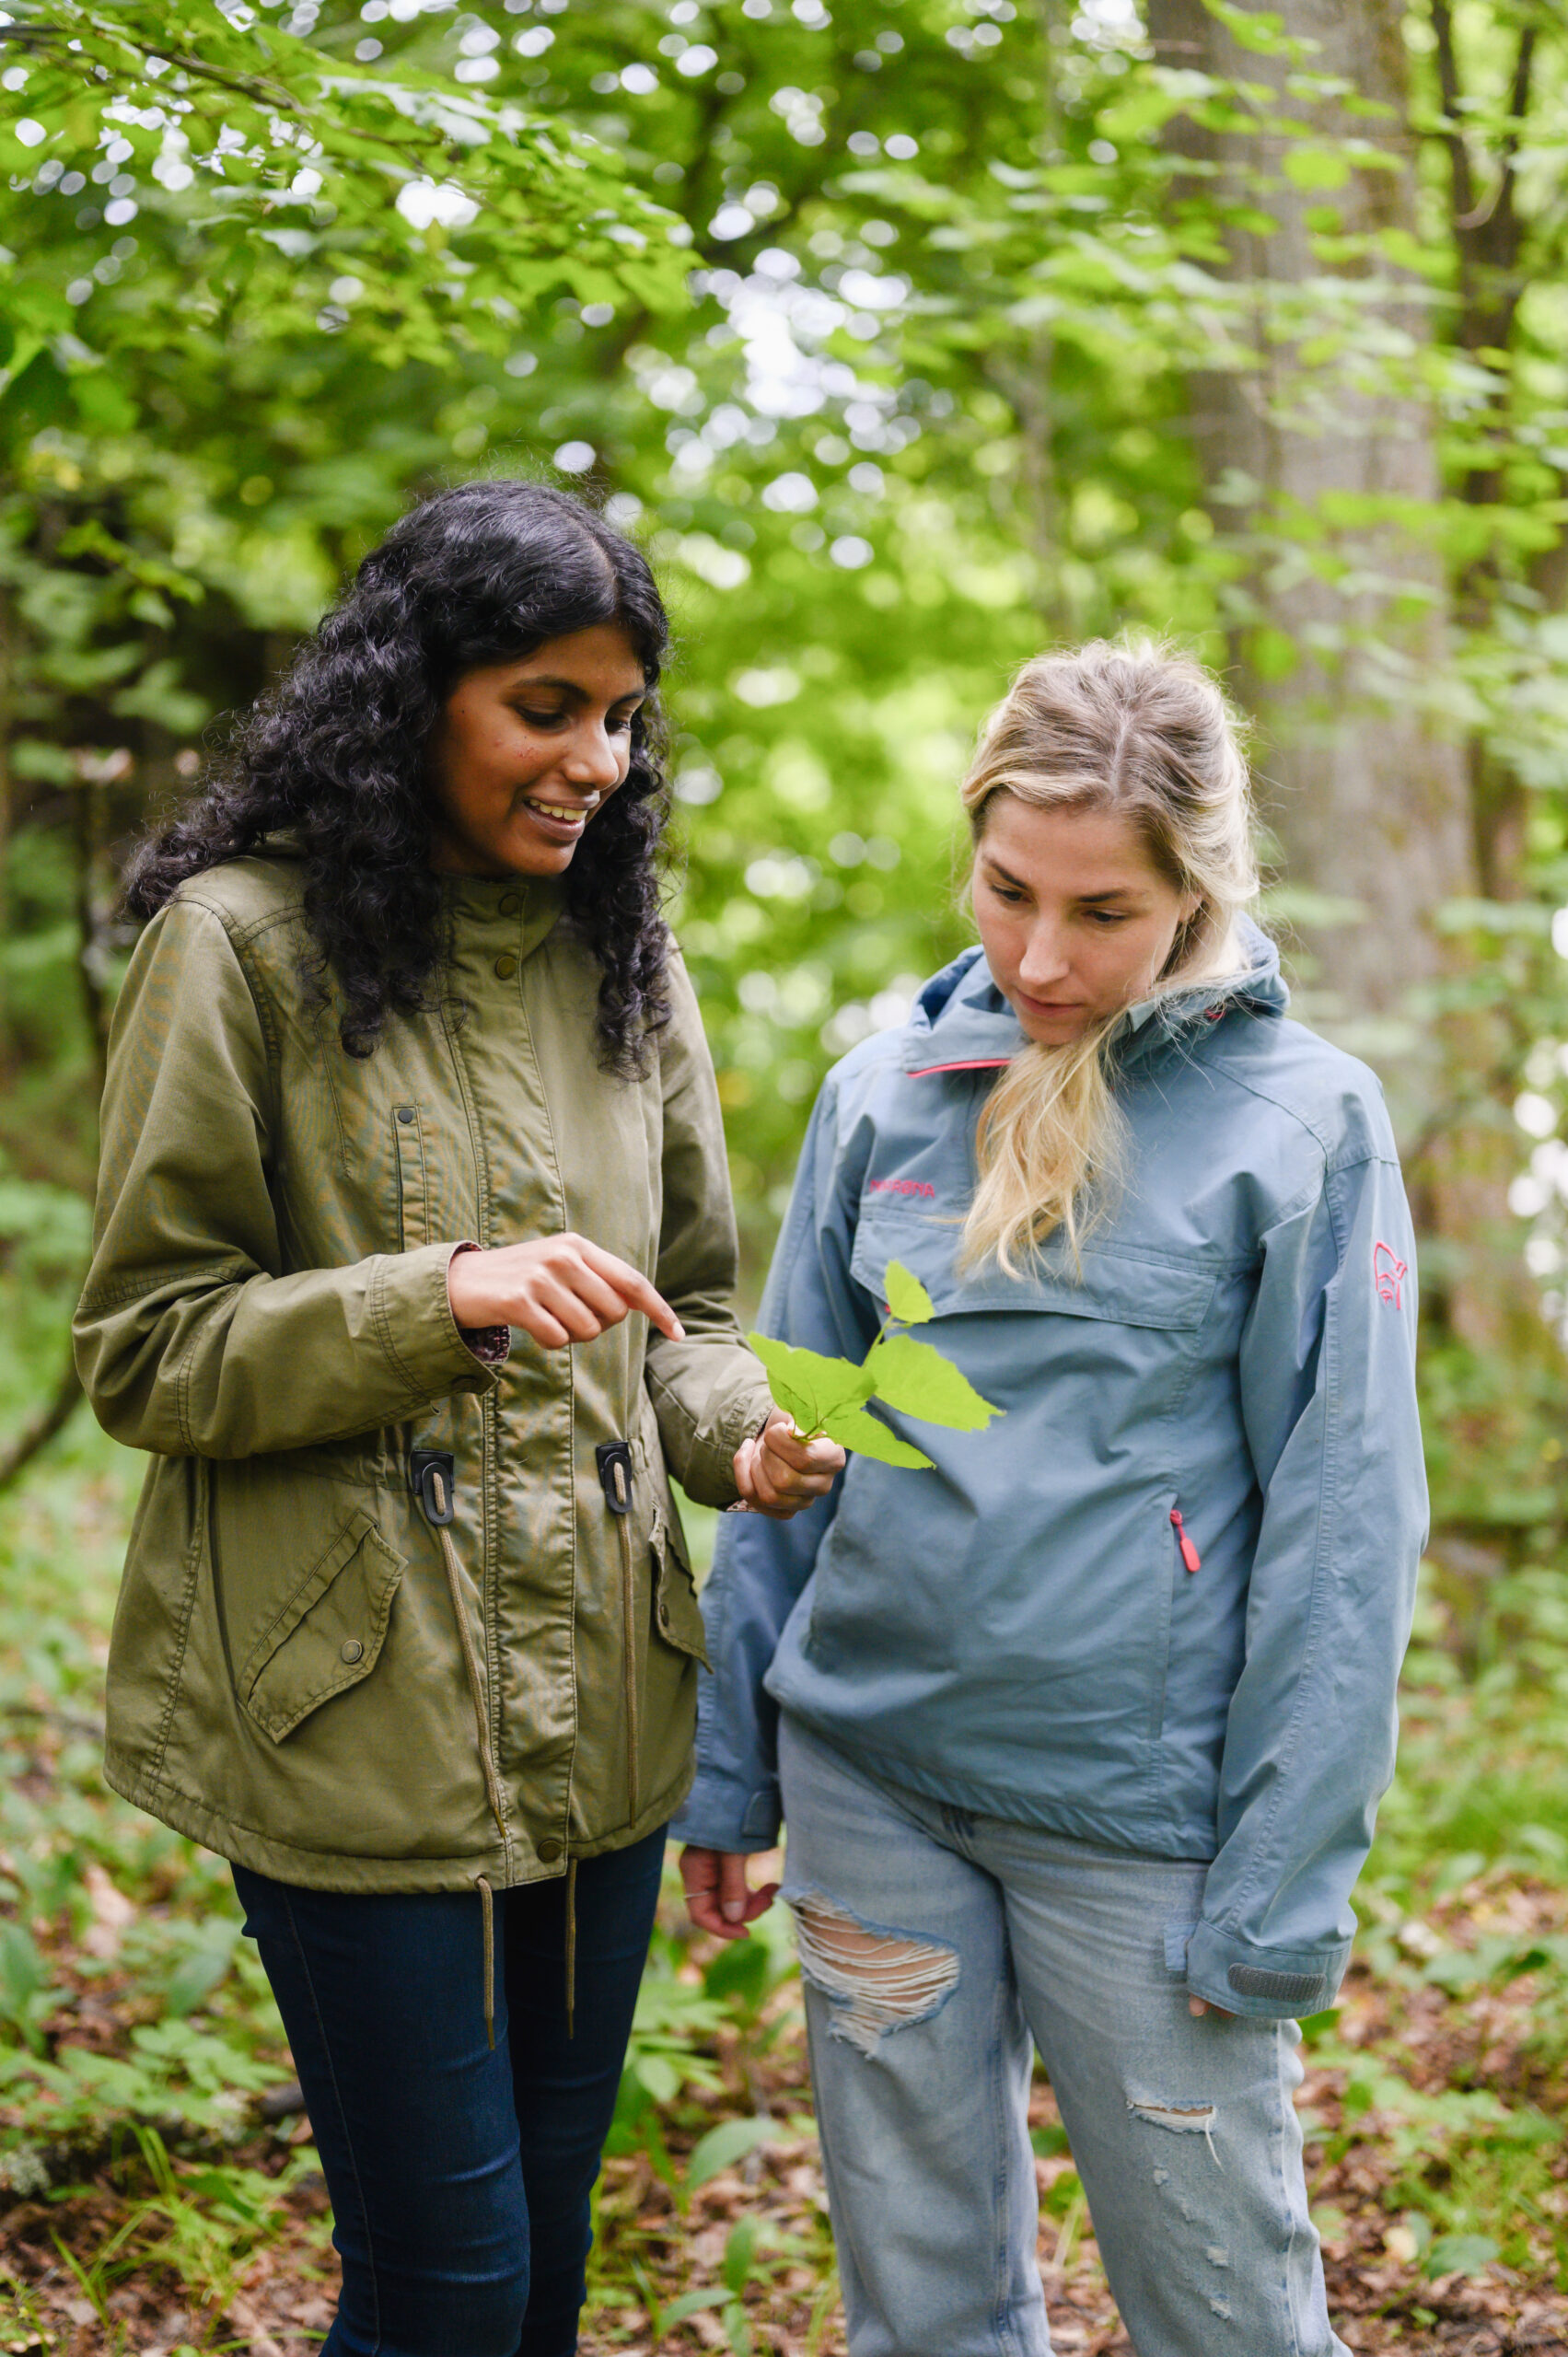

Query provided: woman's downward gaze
[679,637,1427,2357]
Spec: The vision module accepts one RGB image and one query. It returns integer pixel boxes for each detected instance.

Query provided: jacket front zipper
[1170,1506,1202,1573]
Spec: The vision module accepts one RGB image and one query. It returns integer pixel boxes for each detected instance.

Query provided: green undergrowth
[3,1399,1568,2332]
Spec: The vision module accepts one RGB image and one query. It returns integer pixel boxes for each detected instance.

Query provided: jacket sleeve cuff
[669,1769,782,1853]
[680,1372,776,1508]
[369,1240,505,1404]
[1185,1921,1350,2020]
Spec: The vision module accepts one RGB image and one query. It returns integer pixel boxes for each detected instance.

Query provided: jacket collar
[440,870,563,960]
[251,831,563,960]
[900,916,1286,1077]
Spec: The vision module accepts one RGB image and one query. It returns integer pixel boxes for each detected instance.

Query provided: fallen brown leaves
[5,1874,1568,2355]
[0,2149,334,2356]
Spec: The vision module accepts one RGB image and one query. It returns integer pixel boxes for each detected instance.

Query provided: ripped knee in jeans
[785,1890,959,2058]
[1128,2092,1223,2168]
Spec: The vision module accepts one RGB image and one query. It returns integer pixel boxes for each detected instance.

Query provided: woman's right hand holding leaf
[733,1409,845,1517]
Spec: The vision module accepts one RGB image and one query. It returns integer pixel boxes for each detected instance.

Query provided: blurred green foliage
[4,0,1568,1295]
[7,3,1568,2326]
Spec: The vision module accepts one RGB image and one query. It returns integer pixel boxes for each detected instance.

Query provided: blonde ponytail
[959,637,1259,1276]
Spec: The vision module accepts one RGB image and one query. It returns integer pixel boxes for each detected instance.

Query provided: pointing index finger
[576,1239,685,1341]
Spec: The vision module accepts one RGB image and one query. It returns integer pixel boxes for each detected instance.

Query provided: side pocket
[239,1511,405,1743]
[1165,1919,1199,1974]
[651,1515,710,1669]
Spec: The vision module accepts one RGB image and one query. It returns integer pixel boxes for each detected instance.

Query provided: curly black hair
[127,480,673,1074]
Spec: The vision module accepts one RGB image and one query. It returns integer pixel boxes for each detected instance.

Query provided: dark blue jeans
[233,1829,666,2357]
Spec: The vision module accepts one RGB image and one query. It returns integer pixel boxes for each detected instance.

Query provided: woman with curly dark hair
[74,480,842,2357]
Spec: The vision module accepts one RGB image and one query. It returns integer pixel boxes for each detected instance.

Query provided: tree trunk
[1147,0,1471,1095]
[1144,0,1534,1376]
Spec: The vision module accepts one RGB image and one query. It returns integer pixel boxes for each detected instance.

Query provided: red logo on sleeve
[1374,1242,1407,1309]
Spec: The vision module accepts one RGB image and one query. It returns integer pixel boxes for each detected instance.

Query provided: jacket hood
[899,915,1287,1076]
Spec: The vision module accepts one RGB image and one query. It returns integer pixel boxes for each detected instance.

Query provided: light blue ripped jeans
[777,1715,1347,2357]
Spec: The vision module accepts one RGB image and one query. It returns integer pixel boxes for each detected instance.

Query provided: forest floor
[5,1442,1568,2354]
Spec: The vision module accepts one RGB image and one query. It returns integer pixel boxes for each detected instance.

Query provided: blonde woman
[676,640,1426,2357]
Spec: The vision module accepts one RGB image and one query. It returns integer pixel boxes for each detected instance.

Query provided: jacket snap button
[340,1638,365,1665]
[396,1108,414,1124]
[498,893,521,917]
[537,1836,563,1863]
[494,953,517,980]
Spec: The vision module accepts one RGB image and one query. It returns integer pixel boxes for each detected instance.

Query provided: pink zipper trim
[1171,1507,1202,1573]
[908,1058,1013,1077]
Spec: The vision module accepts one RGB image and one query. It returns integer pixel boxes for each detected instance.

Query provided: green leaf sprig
[747,1261,1003,1472]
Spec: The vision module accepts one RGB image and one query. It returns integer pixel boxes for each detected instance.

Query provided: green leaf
[722,2215,764,2297]
[661,2289,733,2329]
[746,1333,872,1434]
[633,2053,679,2105]
[820,1406,935,1470]
[68,370,137,434]
[163,1927,238,2019]
[883,1260,935,1326]
[0,1923,46,2018]
[864,1334,1004,1433]
[1045,2167,1084,2218]
[687,2115,778,2190]
[1424,2232,1499,2281]
[1282,145,1352,192]
[703,1935,771,2017]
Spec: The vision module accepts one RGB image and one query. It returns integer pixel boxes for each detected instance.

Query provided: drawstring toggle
[596,1441,633,1514]
[412,1449,457,1527]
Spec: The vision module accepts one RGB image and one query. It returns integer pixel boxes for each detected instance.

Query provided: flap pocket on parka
[238,1511,405,1743]
[651,1517,709,1668]
[850,1217,1216,1332]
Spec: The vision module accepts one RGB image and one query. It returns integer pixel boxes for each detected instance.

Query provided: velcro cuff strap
[1186,1919,1349,2018]
[1227,1963,1325,2006]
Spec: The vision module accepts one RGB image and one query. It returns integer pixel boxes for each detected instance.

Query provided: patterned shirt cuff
[448,1241,512,1366]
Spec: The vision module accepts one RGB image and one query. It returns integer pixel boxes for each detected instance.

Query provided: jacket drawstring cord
[564,1855,578,2040]
[477,1874,495,2052]
[430,1469,510,1844]
[426,1464,509,2053]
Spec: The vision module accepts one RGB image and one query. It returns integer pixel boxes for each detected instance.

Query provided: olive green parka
[75,845,772,1895]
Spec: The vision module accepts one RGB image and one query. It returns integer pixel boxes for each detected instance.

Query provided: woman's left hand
[733,1410,845,1518]
[1188,1997,1236,2019]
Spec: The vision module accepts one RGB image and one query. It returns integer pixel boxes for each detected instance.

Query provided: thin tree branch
[1505,22,1539,162]
[0,1352,83,1493]
[1427,0,1476,226]
[8,13,301,111]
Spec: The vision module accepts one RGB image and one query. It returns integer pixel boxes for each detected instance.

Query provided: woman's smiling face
[972,795,1199,1048]
[426,621,648,878]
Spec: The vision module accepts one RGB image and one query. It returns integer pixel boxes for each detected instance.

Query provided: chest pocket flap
[849,1213,1215,1333]
[393,1105,429,1250]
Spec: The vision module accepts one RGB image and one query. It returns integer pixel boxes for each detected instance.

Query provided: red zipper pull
[1171,1507,1202,1573]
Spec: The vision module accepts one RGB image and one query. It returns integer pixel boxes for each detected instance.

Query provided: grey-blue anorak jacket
[674,924,1427,2019]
